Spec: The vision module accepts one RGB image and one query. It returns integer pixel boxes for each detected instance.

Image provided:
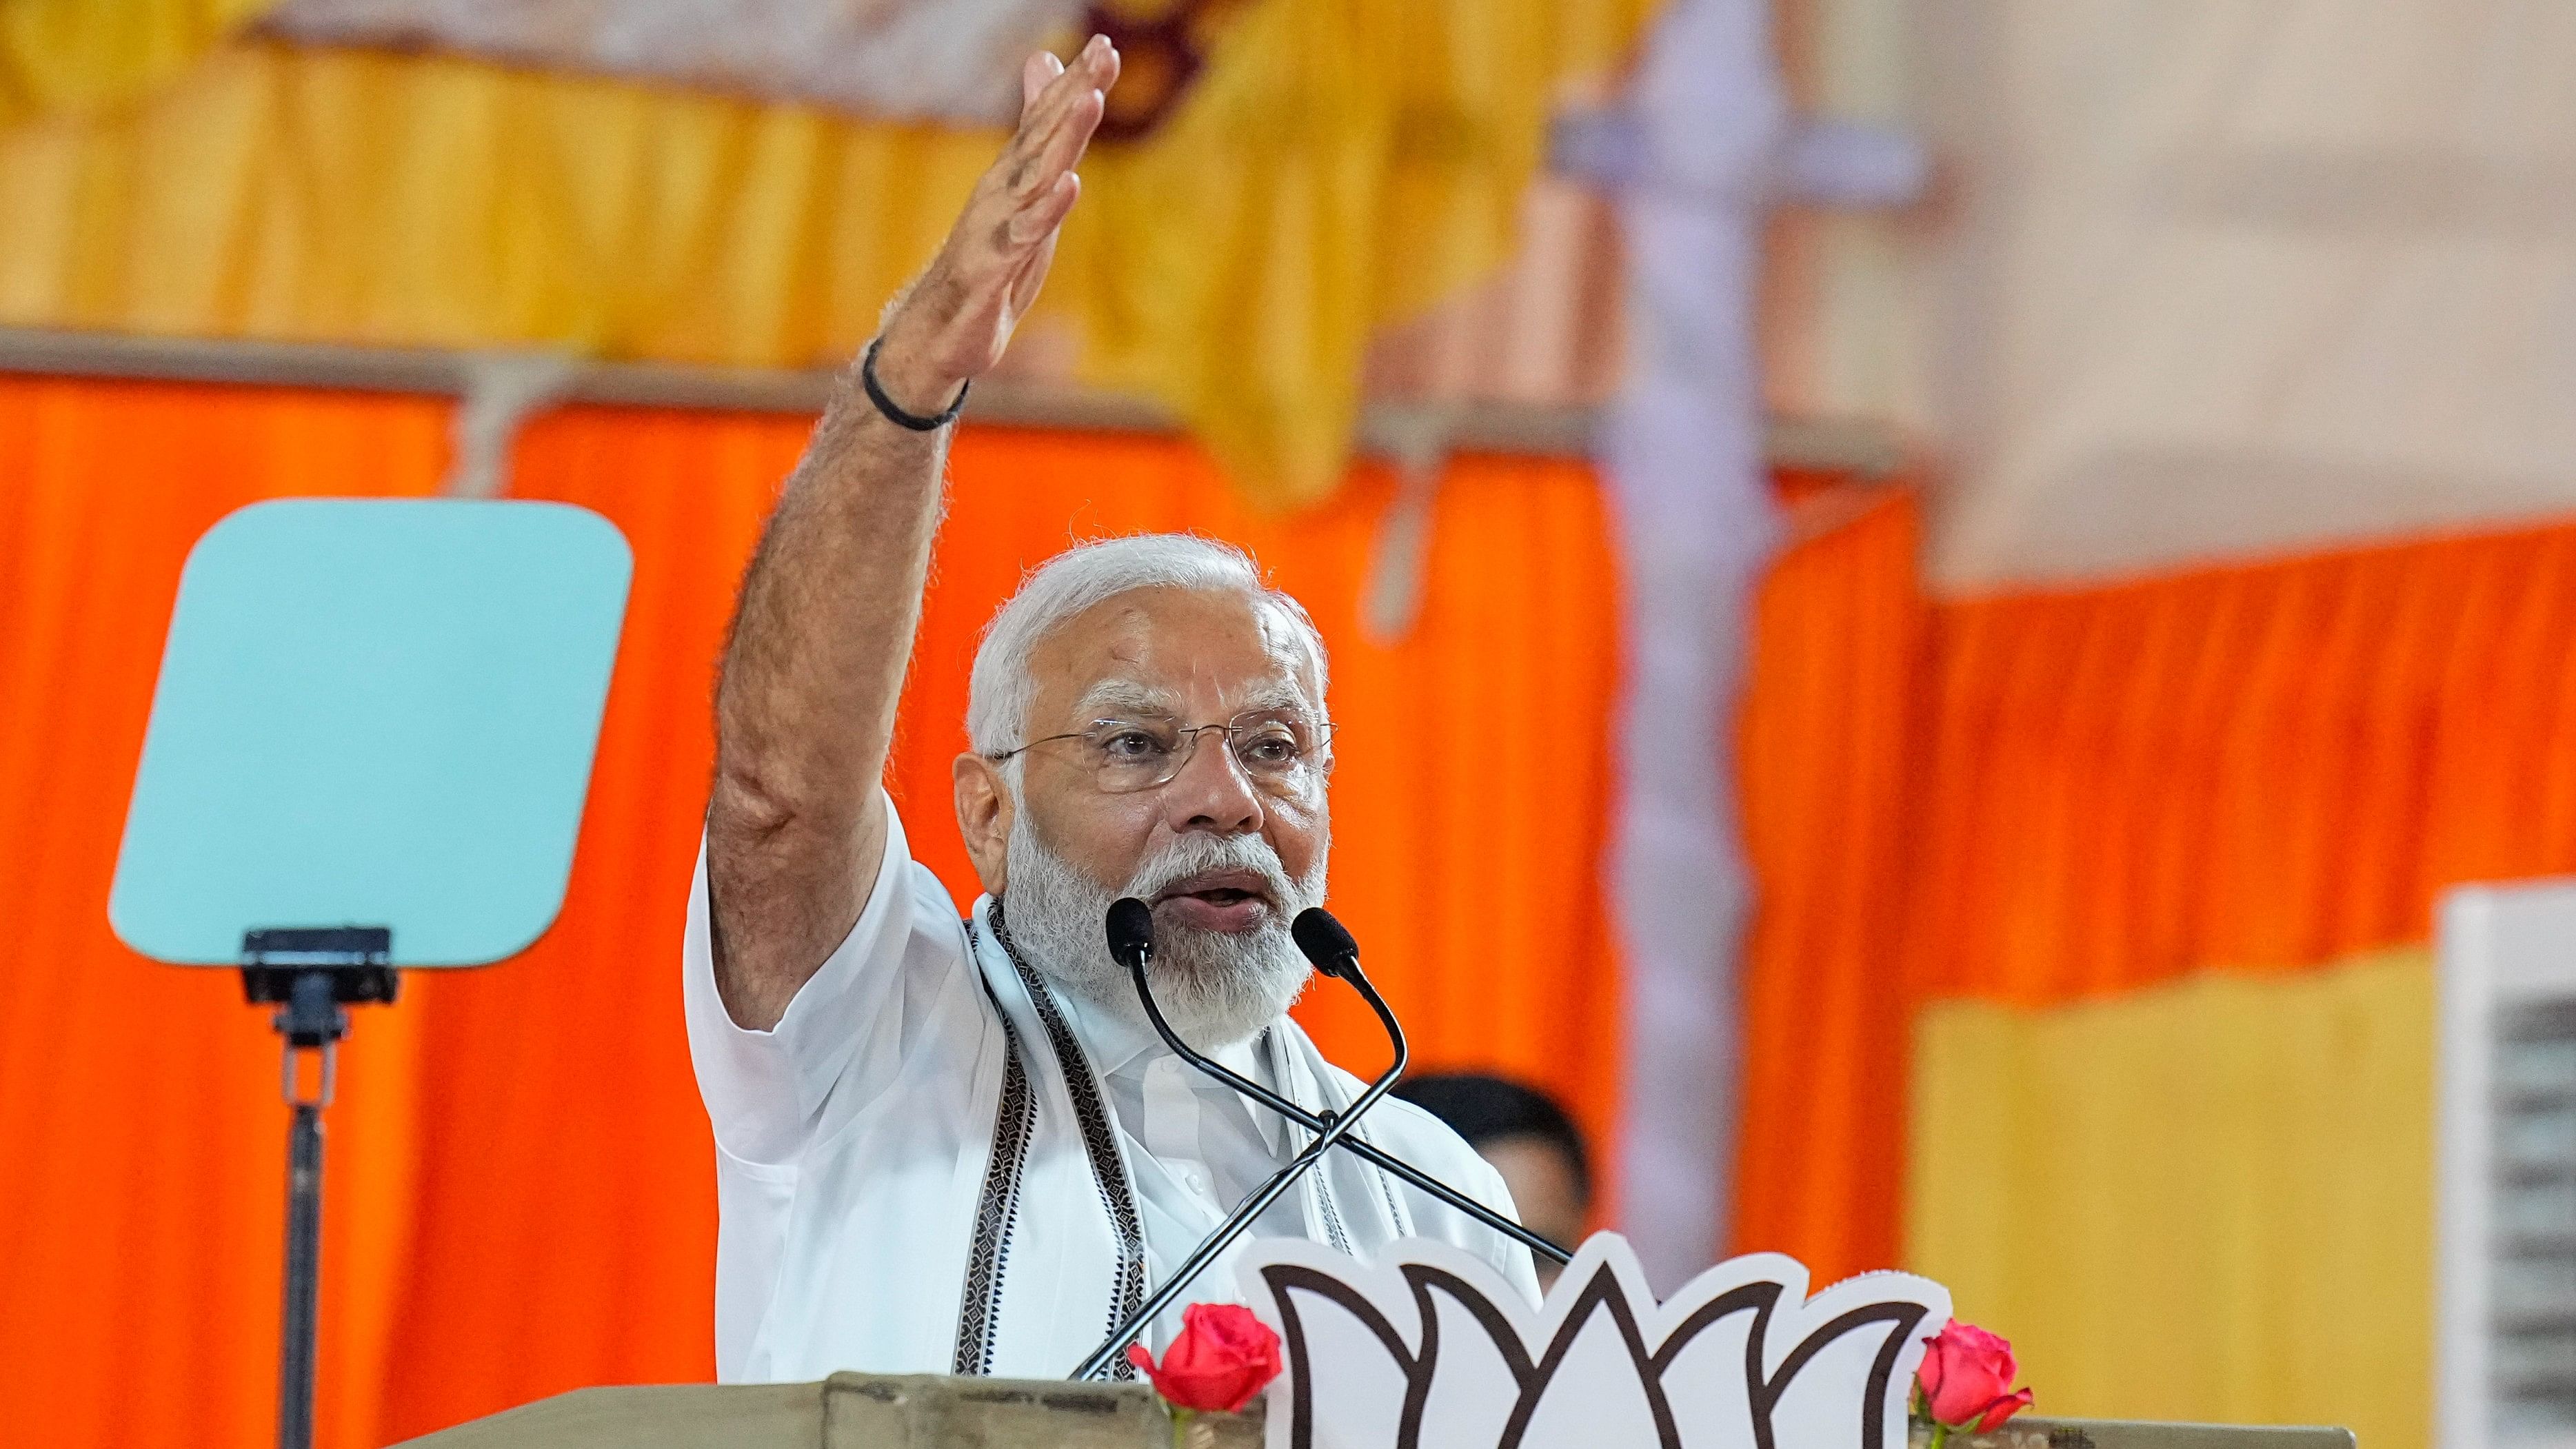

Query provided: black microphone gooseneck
[1070,898,1406,1380]
[1116,900,1570,1269]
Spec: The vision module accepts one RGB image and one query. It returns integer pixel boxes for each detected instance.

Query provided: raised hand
[870,35,1122,416]
[709,42,1119,1029]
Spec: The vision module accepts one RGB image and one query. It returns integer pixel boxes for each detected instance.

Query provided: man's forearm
[707,369,954,1028]
[717,369,953,832]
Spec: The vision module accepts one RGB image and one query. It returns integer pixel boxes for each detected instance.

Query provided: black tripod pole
[272,969,343,1449]
[243,928,397,1449]
[279,1060,330,1449]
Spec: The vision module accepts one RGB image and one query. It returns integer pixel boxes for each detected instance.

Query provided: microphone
[1289,909,1358,980]
[1114,900,1567,1266]
[1072,897,1406,1380]
[1282,911,1570,1263]
[1068,899,1571,1382]
[1106,895,1156,973]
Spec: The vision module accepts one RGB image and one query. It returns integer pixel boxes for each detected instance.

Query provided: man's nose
[1158,730,1262,835]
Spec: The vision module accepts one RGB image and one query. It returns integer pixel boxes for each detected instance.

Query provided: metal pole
[241,933,390,1449]
[270,965,343,1449]
[279,1100,325,1449]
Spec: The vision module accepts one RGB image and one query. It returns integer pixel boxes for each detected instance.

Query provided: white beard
[1001,815,1325,1050]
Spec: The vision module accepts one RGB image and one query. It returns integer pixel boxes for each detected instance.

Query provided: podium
[396,1375,2354,1449]
[394,1375,1260,1448]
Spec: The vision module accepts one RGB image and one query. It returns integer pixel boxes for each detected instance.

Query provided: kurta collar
[1052,983,1269,1085]
[978,899,1273,1090]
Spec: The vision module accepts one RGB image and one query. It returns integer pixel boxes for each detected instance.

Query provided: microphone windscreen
[1291,908,1359,975]
[1105,897,1156,966]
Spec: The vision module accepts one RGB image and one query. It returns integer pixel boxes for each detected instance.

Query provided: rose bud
[1125,1302,1285,1415]
[1917,1319,2035,1432]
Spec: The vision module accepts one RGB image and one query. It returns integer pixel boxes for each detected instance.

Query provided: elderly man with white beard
[681,34,1540,1385]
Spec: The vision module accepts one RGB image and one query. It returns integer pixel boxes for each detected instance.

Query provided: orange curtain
[0,378,1627,1445]
[1730,506,2576,1283]
[1906,529,2576,1002]
[1730,485,1926,1284]
[0,376,452,1448]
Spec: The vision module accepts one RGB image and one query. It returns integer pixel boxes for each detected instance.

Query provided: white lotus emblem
[1237,1235,1951,1449]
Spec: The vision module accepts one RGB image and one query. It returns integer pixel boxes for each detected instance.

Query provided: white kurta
[682,796,1540,1383]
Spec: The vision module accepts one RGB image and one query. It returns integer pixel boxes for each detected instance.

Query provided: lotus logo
[1237,1235,1950,1449]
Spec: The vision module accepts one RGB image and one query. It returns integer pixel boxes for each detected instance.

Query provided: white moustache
[1123,833,1299,913]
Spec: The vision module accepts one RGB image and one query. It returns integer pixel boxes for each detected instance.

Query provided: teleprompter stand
[111,498,634,1449]
[243,926,399,1449]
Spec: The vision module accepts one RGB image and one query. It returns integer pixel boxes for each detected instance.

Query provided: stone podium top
[398,1372,1262,1448]
[398,1374,2359,1449]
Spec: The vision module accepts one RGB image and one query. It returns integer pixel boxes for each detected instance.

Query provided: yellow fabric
[0,0,1651,507]
[0,45,1003,363]
[0,0,275,123]
[1906,951,2433,1449]
[1064,0,1651,502]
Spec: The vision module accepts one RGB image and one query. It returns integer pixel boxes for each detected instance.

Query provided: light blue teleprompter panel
[110,499,633,967]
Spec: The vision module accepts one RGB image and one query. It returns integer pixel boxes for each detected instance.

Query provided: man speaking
[681,34,1539,1385]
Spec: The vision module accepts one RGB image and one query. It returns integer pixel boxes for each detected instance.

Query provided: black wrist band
[860,338,969,432]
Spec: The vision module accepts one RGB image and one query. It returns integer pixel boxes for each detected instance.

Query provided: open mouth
[1152,869,1276,914]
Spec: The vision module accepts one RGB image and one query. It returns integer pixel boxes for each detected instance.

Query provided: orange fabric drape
[0,376,452,1449]
[1729,485,1926,1284]
[1730,507,2576,1283]
[1906,529,2576,1002]
[0,378,1625,1446]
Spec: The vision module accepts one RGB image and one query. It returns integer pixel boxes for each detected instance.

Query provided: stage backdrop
[10,370,2566,1449]
[0,373,1627,1446]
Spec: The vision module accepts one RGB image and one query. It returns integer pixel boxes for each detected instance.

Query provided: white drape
[1591,0,1924,1288]
[1598,0,1787,1292]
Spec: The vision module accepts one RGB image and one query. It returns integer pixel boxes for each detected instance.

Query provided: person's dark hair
[1393,1072,1591,1205]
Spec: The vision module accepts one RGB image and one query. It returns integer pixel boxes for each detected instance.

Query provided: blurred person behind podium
[685,34,1538,1387]
[1395,1074,1592,1291]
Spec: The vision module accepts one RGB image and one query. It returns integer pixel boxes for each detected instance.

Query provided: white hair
[966,534,1329,756]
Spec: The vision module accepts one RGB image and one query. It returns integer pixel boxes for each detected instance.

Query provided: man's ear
[954,752,1014,895]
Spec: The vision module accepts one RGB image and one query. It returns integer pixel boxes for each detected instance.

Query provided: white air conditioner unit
[2442,879,2576,1449]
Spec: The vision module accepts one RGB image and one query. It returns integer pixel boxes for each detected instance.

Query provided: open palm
[872,36,1121,411]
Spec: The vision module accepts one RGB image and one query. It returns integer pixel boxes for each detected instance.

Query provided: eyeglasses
[990,709,1335,796]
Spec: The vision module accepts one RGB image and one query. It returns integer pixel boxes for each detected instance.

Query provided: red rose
[1125,1303,1284,1415]
[1916,1320,2034,1432]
